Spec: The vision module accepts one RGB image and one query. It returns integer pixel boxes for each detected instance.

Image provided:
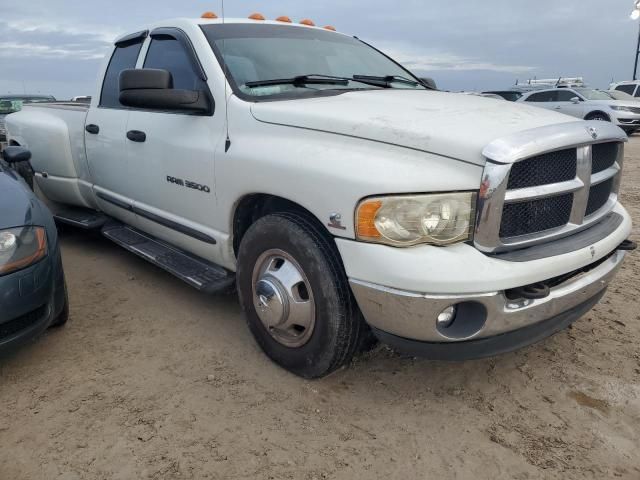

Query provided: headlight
[356,192,477,246]
[0,227,47,276]
[611,105,634,112]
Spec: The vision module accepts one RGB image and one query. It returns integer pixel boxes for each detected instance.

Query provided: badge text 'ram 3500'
[5,16,636,377]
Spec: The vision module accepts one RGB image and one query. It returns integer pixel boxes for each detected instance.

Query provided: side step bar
[54,206,108,229]
[101,223,235,293]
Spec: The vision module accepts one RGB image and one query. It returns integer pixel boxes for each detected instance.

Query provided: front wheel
[236,212,366,378]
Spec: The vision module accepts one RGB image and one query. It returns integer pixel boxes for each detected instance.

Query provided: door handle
[85,124,100,134]
[126,130,146,143]
[554,106,562,110]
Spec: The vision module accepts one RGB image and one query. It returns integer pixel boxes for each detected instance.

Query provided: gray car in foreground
[0,147,68,354]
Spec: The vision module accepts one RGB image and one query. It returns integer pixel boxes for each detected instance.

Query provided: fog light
[437,306,457,329]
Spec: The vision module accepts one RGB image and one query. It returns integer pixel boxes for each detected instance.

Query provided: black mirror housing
[419,77,437,90]
[119,68,212,114]
[2,146,31,164]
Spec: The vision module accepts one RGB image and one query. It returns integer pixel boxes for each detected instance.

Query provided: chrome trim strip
[505,179,583,203]
[570,145,591,224]
[482,120,628,164]
[350,251,625,342]
[591,164,621,186]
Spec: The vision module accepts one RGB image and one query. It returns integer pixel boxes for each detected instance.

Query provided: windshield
[201,24,426,99]
[573,88,614,100]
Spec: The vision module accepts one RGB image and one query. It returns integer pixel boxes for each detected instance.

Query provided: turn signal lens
[201,11,218,19]
[249,13,266,21]
[356,200,383,240]
[356,193,477,247]
[0,227,47,276]
[300,19,316,26]
[276,16,292,23]
[324,26,337,31]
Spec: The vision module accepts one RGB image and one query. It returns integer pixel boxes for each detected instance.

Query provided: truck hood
[251,90,576,166]
[0,170,36,227]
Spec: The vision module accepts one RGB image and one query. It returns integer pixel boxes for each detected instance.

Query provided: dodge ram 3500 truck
[6,16,636,378]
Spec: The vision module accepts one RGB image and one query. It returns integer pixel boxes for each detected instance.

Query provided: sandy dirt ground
[1,138,640,480]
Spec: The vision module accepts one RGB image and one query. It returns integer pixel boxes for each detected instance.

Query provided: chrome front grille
[499,193,574,238]
[507,148,577,189]
[475,121,627,253]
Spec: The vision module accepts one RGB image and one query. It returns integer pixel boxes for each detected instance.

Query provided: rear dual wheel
[236,212,370,378]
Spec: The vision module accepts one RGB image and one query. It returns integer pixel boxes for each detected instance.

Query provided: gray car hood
[0,169,38,228]
[251,90,576,166]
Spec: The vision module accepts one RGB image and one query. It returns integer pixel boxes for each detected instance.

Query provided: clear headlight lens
[356,192,477,246]
[0,227,47,276]
[611,105,634,112]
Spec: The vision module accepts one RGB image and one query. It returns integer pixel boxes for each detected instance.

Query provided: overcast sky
[0,0,638,98]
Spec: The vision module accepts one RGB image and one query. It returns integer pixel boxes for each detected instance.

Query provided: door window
[525,91,555,102]
[555,90,580,102]
[143,37,207,91]
[100,40,144,108]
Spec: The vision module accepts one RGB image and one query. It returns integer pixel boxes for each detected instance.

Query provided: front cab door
[124,28,226,262]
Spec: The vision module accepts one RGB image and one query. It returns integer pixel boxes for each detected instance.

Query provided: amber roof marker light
[324,25,337,31]
[300,19,316,26]
[276,16,292,23]
[201,11,218,19]
[249,13,266,21]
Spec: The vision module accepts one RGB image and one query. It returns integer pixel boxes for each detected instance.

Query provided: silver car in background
[516,88,640,134]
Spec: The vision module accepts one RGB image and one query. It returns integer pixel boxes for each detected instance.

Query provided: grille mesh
[586,178,614,216]
[591,142,620,174]
[507,148,577,189]
[0,305,47,340]
[500,193,573,238]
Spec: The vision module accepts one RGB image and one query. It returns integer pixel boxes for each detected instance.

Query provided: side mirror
[119,69,211,113]
[571,97,581,104]
[419,77,437,90]
[2,146,31,164]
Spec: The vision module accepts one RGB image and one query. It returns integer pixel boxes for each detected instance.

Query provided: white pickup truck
[6,16,635,378]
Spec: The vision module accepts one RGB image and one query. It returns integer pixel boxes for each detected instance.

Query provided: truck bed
[7,102,95,209]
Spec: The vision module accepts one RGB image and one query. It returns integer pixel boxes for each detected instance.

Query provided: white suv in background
[516,88,640,134]
[610,80,640,98]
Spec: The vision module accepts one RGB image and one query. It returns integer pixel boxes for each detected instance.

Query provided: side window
[100,40,144,108]
[525,91,554,102]
[556,90,578,102]
[615,84,636,95]
[143,37,206,91]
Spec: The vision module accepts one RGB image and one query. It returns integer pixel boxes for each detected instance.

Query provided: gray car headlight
[356,192,477,246]
[0,226,47,276]
[610,105,634,112]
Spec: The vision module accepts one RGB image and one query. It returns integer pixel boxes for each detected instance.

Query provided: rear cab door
[85,31,147,224]
[522,90,557,112]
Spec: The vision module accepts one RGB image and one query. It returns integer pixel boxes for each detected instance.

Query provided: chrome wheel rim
[251,249,316,348]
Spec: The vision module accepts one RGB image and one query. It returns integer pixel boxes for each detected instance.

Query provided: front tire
[49,280,69,328]
[236,212,365,378]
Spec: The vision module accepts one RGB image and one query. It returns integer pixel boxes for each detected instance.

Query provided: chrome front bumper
[350,250,626,344]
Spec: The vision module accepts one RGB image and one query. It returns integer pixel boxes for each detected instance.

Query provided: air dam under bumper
[349,250,626,360]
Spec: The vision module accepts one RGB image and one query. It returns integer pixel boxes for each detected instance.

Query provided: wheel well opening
[585,111,610,121]
[232,194,326,256]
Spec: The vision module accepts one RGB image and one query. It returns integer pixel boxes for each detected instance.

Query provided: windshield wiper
[353,74,421,87]
[245,75,350,88]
